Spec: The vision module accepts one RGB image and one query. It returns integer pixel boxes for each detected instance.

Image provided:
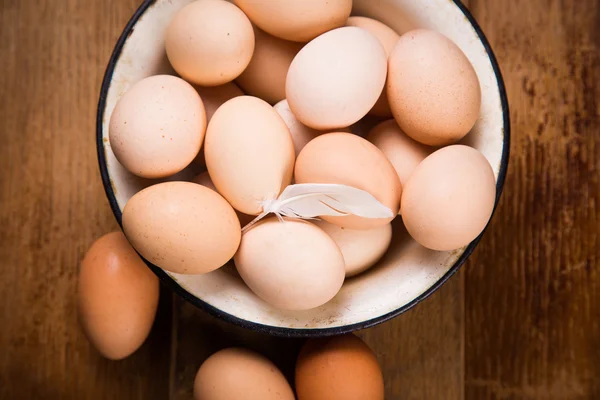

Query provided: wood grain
[1,0,599,399]
[0,0,172,399]
[358,271,465,399]
[465,0,600,399]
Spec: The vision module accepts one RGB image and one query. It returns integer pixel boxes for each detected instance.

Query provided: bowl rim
[97,0,510,338]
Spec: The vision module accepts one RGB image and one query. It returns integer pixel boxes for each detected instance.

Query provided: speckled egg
[122,181,241,274]
[109,75,206,178]
[401,145,496,250]
[387,29,481,146]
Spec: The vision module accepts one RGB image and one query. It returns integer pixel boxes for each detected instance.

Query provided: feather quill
[242,183,394,231]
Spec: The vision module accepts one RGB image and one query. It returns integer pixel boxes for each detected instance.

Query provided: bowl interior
[99,0,507,334]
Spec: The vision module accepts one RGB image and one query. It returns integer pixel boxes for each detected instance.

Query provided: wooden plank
[0,0,172,398]
[358,270,465,399]
[465,0,600,399]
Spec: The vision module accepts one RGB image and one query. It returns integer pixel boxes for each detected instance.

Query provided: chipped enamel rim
[97,0,509,337]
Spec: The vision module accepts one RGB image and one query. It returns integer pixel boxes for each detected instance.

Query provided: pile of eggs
[108,0,496,312]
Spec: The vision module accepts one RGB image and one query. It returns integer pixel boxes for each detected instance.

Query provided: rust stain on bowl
[109,178,117,196]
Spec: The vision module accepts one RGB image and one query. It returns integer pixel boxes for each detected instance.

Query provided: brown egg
[78,232,159,360]
[401,145,496,251]
[236,27,303,104]
[366,119,434,188]
[194,348,295,400]
[346,17,400,117]
[274,99,323,156]
[286,27,388,130]
[204,96,295,215]
[122,182,241,274]
[234,218,345,310]
[233,0,352,42]
[274,99,353,156]
[192,172,255,227]
[166,0,254,86]
[192,83,245,166]
[295,334,384,400]
[388,29,481,146]
[109,75,206,178]
[313,220,392,277]
[191,171,217,190]
[195,82,245,123]
[295,132,402,229]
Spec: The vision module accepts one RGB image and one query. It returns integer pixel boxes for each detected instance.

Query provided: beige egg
[295,132,402,230]
[122,182,241,274]
[274,99,352,156]
[194,348,295,400]
[109,75,206,178]
[367,119,434,188]
[346,16,400,117]
[401,145,496,251]
[388,29,481,146]
[234,218,345,310]
[236,27,303,104]
[233,0,351,42]
[274,99,323,156]
[166,0,254,86]
[78,232,159,360]
[192,172,255,227]
[195,82,245,123]
[205,96,295,215]
[191,171,217,190]
[314,220,392,277]
[286,27,387,130]
[192,83,245,166]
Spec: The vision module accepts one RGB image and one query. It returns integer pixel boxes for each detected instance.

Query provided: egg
[286,27,388,130]
[191,171,217,190]
[192,83,245,166]
[274,99,352,156]
[388,29,481,146]
[233,0,352,42]
[236,27,303,104]
[204,96,295,215]
[122,181,241,274]
[346,17,400,117]
[366,119,434,188]
[401,145,496,251]
[234,218,345,310]
[274,99,323,156]
[109,75,206,178]
[165,0,254,86]
[192,172,255,227]
[78,232,159,360]
[194,348,295,400]
[195,82,245,123]
[313,220,392,277]
[295,334,384,400]
[295,132,402,229]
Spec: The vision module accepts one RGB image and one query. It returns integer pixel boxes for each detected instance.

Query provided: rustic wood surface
[0,0,598,399]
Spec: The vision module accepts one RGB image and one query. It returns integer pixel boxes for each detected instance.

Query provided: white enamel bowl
[97,0,509,337]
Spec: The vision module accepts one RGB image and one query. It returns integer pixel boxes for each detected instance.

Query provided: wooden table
[1,0,598,398]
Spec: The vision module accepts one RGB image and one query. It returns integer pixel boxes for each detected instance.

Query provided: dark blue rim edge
[96,0,510,338]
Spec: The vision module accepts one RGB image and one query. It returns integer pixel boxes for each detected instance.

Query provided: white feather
[242,183,394,231]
